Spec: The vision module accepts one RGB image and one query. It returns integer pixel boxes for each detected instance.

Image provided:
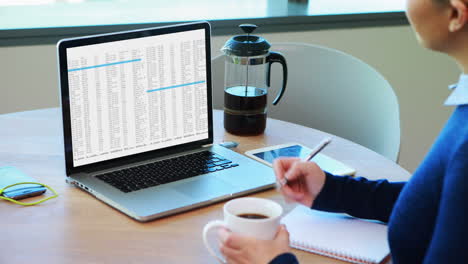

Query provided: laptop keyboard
[95,151,239,193]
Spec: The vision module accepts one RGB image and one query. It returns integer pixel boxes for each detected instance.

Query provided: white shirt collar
[445,74,468,106]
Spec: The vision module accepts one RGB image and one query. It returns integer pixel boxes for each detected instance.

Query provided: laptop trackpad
[173,175,236,199]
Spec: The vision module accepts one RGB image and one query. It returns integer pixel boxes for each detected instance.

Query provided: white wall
[0,25,459,173]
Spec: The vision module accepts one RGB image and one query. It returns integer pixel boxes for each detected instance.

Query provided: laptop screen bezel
[57,21,214,176]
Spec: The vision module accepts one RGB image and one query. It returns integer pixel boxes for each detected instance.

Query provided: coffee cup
[202,197,283,263]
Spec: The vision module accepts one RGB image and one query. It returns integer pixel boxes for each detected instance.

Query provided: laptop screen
[62,25,210,168]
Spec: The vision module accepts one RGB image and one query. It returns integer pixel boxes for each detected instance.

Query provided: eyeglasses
[0,182,58,206]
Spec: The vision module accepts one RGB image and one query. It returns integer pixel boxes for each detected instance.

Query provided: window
[0,0,406,46]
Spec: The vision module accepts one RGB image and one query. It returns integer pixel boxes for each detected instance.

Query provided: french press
[222,24,287,135]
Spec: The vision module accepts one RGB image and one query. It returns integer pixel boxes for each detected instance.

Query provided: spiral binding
[292,240,377,264]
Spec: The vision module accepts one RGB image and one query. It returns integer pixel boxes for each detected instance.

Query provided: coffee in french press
[221,24,287,135]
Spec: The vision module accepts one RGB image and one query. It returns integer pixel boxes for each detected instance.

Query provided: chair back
[211,43,400,162]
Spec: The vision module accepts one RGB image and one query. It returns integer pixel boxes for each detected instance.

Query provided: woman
[218,0,468,263]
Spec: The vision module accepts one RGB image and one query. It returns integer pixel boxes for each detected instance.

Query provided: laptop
[57,21,275,222]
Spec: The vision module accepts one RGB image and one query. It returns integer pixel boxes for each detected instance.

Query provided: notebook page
[281,205,389,263]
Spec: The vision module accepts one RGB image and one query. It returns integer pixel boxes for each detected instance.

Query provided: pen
[278,137,332,187]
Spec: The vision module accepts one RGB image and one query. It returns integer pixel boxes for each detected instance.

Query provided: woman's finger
[283,161,307,182]
[220,245,242,263]
[284,161,321,183]
[275,225,290,244]
[281,185,305,202]
[273,158,300,181]
[223,232,252,250]
[218,227,230,243]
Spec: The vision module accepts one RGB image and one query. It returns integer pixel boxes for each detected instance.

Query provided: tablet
[245,143,356,176]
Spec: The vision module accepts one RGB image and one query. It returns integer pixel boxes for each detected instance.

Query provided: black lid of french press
[222,24,271,57]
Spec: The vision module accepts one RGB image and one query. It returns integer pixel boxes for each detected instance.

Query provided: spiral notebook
[281,205,390,264]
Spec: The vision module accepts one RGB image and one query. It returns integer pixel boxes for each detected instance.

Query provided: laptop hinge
[202,143,214,148]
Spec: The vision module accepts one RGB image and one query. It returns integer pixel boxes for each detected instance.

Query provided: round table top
[0,108,409,264]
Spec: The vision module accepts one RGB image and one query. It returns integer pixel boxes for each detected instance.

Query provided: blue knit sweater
[270,105,468,264]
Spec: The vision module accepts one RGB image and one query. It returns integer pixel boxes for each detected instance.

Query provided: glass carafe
[222,24,287,135]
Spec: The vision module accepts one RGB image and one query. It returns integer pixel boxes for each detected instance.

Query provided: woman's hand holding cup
[202,197,285,263]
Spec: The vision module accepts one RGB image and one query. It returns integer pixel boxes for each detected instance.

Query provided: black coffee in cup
[224,86,267,135]
[237,213,269,219]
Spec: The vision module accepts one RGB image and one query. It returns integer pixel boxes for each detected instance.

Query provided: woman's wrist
[269,252,299,264]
